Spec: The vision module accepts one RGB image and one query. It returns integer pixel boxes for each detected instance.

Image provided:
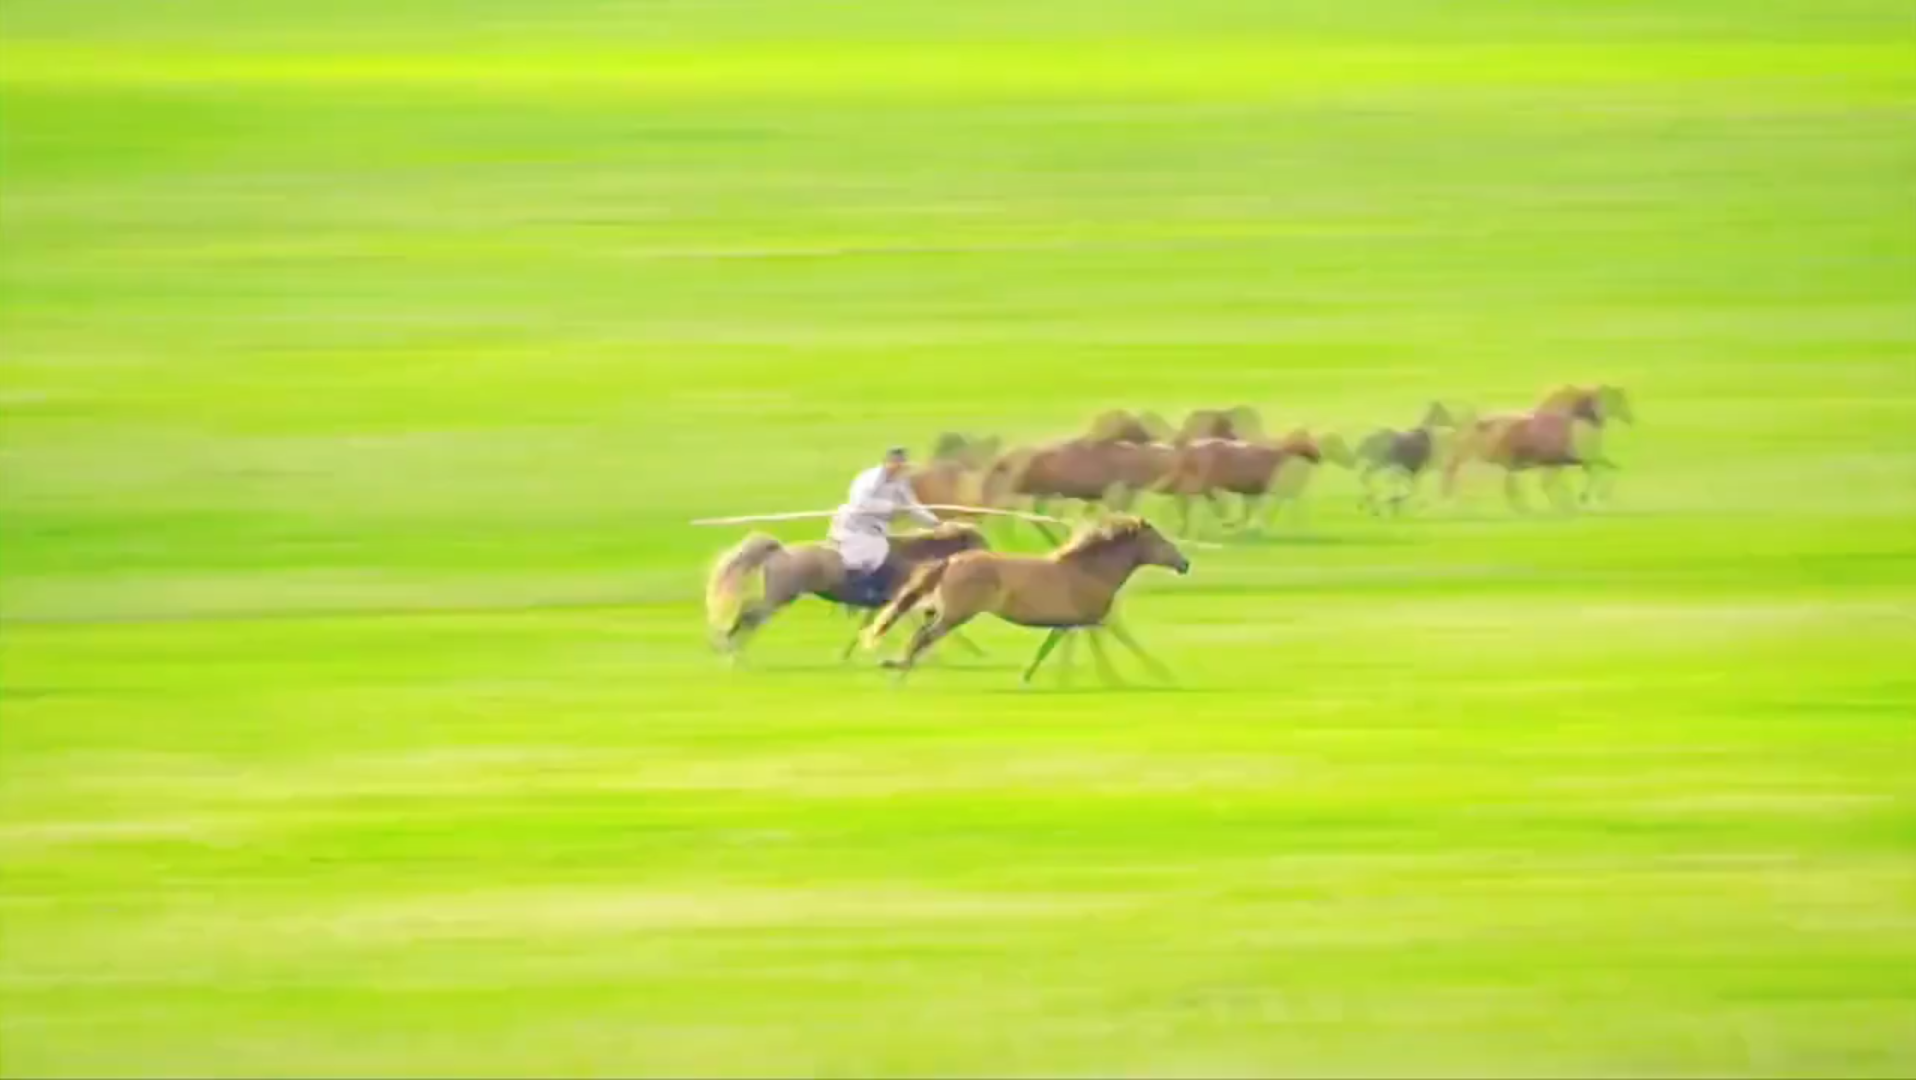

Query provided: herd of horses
[705,383,1634,686]
[912,382,1635,536]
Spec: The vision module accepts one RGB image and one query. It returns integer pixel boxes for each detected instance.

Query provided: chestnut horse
[1444,384,1634,509]
[1158,430,1356,535]
[865,515,1190,685]
[982,437,1178,521]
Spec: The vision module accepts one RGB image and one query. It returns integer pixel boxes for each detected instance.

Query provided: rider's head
[883,446,909,478]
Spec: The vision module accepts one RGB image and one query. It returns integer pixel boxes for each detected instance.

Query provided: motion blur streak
[2,0,1913,1076]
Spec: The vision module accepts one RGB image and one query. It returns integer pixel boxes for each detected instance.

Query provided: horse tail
[705,533,784,638]
[863,558,950,649]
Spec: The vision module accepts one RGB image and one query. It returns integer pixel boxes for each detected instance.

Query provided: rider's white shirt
[829,465,938,571]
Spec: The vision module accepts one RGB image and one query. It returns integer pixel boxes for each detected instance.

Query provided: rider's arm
[889,476,941,527]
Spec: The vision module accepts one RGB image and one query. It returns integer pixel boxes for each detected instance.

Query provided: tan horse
[979,438,1177,530]
[1159,429,1356,535]
[1355,401,1457,515]
[929,432,1003,469]
[1177,406,1264,444]
[864,515,1190,685]
[1087,409,1170,445]
[1444,385,1634,508]
[705,522,990,659]
[1540,384,1634,427]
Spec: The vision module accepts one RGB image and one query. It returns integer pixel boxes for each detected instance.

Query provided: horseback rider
[830,447,940,607]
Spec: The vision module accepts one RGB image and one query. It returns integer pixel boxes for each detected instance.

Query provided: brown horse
[705,522,991,660]
[910,436,1002,517]
[1177,406,1264,444]
[1158,429,1356,535]
[1087,409,1170,445]
[1355,401,1457,515]
[864,515,1190,685]
[929,432,1003,469]
[979,438,1177,529]
[1444,385,1634,509]
[1539,384,1634,427]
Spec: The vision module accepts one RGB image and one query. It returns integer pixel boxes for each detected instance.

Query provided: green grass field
[4,1,1915,1075]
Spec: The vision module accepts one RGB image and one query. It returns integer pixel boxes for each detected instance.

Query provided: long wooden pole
[689,504,1072,528]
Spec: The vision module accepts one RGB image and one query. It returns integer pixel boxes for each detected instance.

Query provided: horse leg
[1056,631,1079,688]
[1584,457,1619,505]
[1238,493,1263,534]
[1542,466,1574,514]
[890,611,972,681]
[1204,491,1232,536]
[947,629,989,658]
[1398,468,1420,515]
[1030,496,1052,537]
[1087,630,1125,687]
[1021,628,1069,685]
[1104,618,1173,683]
[840,609,878,662]
[1503,469,1529,513]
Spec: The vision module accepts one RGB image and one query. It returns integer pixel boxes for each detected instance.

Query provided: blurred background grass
[2,1,1914,1076]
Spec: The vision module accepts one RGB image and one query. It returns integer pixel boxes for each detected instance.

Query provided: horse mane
[1050,515,1149,562]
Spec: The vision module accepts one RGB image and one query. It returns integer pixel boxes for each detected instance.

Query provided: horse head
[1130,518,1192,575]
[1598,385,1635,426]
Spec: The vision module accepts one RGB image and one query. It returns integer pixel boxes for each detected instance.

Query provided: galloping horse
[1355,401,1456,515]
[1086,409,1170,445]
[911,433,1003,520]
[1177,406,1264,444]
[865,515,1190,685]
[705,522,990,659]
[1444,384,1634,509]
[981,437,1177,523]
[1158,429,1356,535]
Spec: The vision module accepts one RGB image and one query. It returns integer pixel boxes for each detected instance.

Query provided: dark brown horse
[706,523,991,660]
[1444,385,1634,509]
[1158,429,1356,535]
[865,515,1190,685]
[1355,401,1456,515]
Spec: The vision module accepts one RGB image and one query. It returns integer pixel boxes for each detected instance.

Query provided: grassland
[3,1,1915,1075]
